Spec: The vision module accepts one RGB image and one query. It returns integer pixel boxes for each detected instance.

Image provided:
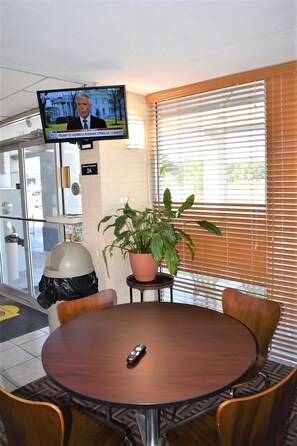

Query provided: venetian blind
[146,62,297,363]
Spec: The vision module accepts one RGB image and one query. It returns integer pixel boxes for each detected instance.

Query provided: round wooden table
[42,302,257,446]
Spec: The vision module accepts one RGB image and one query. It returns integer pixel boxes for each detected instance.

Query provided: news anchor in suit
[67,93,107,130]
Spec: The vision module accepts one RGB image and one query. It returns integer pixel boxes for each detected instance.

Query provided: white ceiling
[0,0,296,123]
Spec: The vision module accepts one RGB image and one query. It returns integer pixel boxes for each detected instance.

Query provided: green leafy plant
[98,187,222,277]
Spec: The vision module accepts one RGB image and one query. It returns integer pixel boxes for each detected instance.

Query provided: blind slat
[148,63,297,362]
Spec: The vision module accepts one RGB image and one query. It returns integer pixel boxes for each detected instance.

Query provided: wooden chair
[57,288,116,325]
[164,365,297,446]
[222,287,281,396]
[0,386,126,446]
[56,287,131,438]
[57,289,116,418]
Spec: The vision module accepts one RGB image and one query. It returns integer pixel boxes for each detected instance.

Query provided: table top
[126,273,174,291]
[42,302,258,410]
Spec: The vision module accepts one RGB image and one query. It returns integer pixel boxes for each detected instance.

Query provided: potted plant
[98,187,222,282]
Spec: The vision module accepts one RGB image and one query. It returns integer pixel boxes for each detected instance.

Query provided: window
[151,81,266,203]
[146,62,297,362]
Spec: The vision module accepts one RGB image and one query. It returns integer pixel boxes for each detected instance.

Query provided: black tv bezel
[36,84,129,145]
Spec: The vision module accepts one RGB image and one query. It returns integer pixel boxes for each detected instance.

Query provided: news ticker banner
[49,128,124,139]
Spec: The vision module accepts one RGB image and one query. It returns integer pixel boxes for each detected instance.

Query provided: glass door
[24,144,61,297]
[0,143,62,306]
[0,148,28,292]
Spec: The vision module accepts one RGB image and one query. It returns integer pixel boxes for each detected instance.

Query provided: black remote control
[127,344,146,365]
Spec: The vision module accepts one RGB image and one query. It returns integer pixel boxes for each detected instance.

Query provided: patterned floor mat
[0,359,296,445]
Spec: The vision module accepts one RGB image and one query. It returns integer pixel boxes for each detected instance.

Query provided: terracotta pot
[129,252,158,282]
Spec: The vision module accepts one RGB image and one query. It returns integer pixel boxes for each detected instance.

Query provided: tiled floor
[0,325,49,392]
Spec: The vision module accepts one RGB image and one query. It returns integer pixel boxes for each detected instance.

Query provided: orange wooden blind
[146,61,297,362]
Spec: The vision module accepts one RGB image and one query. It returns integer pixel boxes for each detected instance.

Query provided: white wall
[80,92,150,304]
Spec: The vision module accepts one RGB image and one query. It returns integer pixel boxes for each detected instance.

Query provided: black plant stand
[126,273,174,303]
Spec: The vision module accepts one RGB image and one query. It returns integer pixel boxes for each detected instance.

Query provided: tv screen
[37,85,129,144]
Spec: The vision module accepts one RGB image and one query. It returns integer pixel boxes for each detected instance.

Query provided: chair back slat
[222,288,281,367]
[0,387,64,446]
[165,366,297,446]
[57,289,116,325]
[0,385,126,446]
[218,366,297,446]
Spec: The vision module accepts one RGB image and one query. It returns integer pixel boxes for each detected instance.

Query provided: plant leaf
[164,242,179,275]
[175,227,194,246]
[163,188,172,211]
[114,215,127,235]
[177,194,195,216]
[102,222,116,234]
[97,215,113,231]
[196,220,222,236]
[185,242,195,260]
[159,165,167,177]
[163,223,177,244]
[150,233,164,264]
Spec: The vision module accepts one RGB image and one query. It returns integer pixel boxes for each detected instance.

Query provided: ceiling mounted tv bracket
[78,140,93,150]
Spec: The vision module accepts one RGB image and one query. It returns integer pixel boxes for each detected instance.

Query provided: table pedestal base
[135,409,160,446]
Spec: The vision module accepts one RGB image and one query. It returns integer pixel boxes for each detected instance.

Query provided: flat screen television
[37,85,129,145]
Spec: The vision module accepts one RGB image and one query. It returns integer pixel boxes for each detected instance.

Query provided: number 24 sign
[81,163,98,176]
